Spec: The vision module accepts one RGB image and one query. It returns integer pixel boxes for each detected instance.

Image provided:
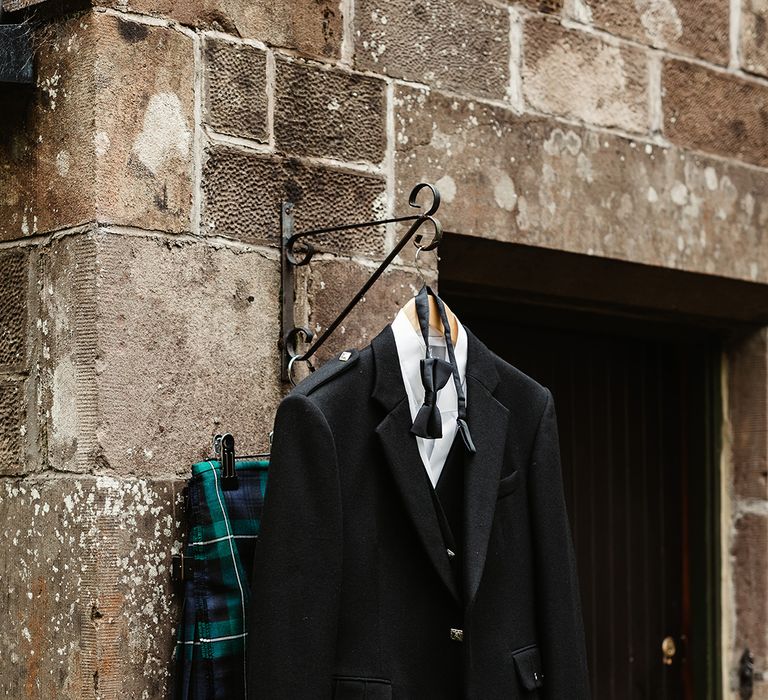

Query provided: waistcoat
[428,431,465,603]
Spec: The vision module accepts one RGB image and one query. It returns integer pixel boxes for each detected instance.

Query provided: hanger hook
[413,246,428,289]
[412,214,442,252]
[287,354,316,387]
[287,355,301,387]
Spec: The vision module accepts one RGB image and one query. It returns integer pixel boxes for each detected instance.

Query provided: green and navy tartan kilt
[173,458,269,700]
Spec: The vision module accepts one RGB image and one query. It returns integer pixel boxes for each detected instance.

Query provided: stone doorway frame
[438,234,768,700]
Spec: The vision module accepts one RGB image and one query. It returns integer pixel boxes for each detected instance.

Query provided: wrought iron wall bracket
[279,182,443,385]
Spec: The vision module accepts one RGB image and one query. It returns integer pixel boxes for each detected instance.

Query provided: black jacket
[247,324,591,700]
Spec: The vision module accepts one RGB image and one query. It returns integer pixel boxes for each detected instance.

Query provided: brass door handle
[662,636,676,665]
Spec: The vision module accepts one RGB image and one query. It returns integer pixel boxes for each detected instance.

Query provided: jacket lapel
[462,328,509,610]
[372,325,461,605]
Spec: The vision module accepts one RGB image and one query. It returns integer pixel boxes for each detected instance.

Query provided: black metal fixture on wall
[739,648,754,699]
[279,182,443,385]
[0,4,35,84]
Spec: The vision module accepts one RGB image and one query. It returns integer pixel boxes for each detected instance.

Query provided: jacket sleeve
[246,392,342,699]
[528,387,592,700]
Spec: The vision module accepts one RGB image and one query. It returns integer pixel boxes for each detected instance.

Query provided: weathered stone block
[0,13,96,240]
[528,0,729,65]
[0,381,25,474]
[0,11,195,240]
[522,16,649,133]
[573,0,728,64]
[42,235,95,474]
[45,232,282,476]
[732,512,768,666]
[93,13,195,232]
[663,59,768,168]
[394,84,768,284]
[204,35,268,142]
[0,246,43,477]
[0,248,28,369]
[1,0,46,12]
[727,329,768,501]
[103,0,342,59]
[354,0,510,100]
[0,476,183,699]
[275,56,386,164]
[298,259,435,366]
[528,0,562,14]
[202,145,387,256]
[741,0,768,78]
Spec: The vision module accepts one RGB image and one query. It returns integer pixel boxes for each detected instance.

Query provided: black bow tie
[408,285,476,454]
[410,356,453,439]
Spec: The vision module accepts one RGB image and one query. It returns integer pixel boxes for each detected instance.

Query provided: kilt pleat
[172,458,269,700]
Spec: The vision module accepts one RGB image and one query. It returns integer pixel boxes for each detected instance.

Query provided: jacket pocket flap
[497,470,521,499]
[333,676,392,700]
[511,645,545,691]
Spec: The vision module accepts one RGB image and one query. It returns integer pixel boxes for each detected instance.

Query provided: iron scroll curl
[284,182,442,267]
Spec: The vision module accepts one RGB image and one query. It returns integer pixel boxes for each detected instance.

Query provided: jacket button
[449,628,464,642]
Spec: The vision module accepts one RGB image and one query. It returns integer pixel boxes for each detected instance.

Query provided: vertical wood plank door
[451,302,720,700]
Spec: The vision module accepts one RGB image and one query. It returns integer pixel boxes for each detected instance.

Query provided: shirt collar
[390,306,467,413]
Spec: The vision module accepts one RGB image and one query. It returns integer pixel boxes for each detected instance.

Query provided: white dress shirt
[390,307,468,488]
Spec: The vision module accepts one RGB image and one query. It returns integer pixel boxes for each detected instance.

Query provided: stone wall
[0,0,767,697]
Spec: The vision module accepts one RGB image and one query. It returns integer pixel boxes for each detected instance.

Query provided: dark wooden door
[448,299,720,700]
